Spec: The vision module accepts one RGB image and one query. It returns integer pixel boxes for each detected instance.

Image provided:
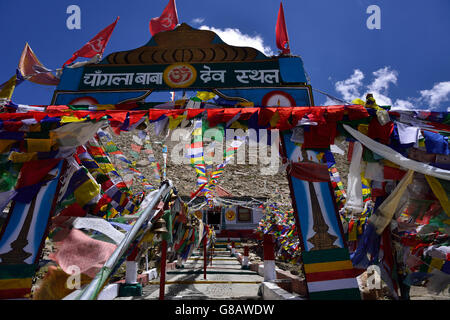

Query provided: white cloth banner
[364,162,386,182]
[343,124,450,181]
[396,121,420,145]
[72,217,125,245]
[345,141,364,213]
[51,121,107,147]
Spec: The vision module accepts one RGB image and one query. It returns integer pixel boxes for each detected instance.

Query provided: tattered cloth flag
[49,228,117,278]
[18,42,60,85]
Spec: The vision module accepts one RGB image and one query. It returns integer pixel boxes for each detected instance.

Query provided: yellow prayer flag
[348,223,358,241]
[8,151,37,163]
[29,123,41,132]
[351,98,366,106]
[425,175,450,217]
[74,179,100,207]
[60,116,88,123]
[357,124,369,136]
[269,111,280,127]
[196,91,216,101]
[169,115,187,130]
[429,258,445,272]
[99,163,115,173]
[0,140,16,153]
[370,170,415,235]
[142,231,155,243]
[230,121,248,130]
[382,159,401,169]
[26,138,53,153]
[0,76,17,100]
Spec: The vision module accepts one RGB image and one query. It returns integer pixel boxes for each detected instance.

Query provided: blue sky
[1,0,449,110]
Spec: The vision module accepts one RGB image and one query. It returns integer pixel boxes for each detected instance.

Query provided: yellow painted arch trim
[0,278,32,290]
[304,260,353,273]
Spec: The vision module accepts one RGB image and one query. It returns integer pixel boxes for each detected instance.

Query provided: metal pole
[203,236,207,280]
[210,245,214,266]
[76,180,173,300]
[159,239,168,300]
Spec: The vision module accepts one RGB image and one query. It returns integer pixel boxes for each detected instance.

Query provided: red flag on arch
[275,2,290,55]
[149,0,179,36]
[63,17,119,67]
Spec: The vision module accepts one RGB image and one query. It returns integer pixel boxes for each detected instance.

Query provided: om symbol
[88,37,104,53]
[161,13,173,28]
[163,63,197,88]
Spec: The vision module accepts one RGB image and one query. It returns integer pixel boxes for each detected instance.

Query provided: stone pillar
[125,246,139,284]
[263,234,276,281]
[242,245,250,269]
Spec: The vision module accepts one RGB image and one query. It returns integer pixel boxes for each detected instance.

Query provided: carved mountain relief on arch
[104,23,269,65]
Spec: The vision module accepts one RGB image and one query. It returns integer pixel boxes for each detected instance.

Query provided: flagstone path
[115,243,264,300]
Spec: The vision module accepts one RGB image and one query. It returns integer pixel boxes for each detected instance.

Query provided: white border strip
[307,277,359,293]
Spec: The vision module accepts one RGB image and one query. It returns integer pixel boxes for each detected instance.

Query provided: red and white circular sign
[261,90,296,107]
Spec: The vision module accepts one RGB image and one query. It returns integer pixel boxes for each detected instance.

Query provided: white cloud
[368,67,398,93]
[334,69,364,102]
[323,97,337,106]
[419,81,450,107]
[327,67,449,111]
[199,25,275,56]
[191,17,205,25]
[392,99,414,110]
[363,67,398,106]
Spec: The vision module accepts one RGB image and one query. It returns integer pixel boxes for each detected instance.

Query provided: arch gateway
[52,23,360,300]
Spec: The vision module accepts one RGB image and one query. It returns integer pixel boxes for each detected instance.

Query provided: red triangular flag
[149,0,178,36]
[63,17,119,67]
[276,2,290,55]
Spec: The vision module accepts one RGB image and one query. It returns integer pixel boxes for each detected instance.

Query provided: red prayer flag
[187,108,205,119]
[149,0,179,36]
[16,158,61,189]
[63,17,119,67]
[275,2,290,55]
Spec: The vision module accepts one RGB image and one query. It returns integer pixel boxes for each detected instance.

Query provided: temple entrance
[207,207,221,231]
